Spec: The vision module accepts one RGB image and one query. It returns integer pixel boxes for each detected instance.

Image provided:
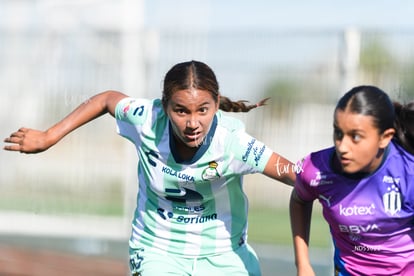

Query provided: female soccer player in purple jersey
[290,85,414,276]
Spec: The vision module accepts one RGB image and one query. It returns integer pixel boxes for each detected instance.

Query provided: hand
[4,127,51,153]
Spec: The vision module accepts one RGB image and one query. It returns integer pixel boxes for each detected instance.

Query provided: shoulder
[300,147,335,172]
[294,147,335,201]
[214,112,254,149]
[297,147,335,183]
[116,97,160,113]
[215,111,246,132]
[115,98,164,124]
[388,140,414,174]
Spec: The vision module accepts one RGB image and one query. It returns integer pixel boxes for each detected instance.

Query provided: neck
[175,138,198,161]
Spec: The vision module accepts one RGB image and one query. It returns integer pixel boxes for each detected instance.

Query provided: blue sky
[145,0,414,31]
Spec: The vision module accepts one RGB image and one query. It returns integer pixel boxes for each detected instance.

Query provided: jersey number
[165,187,203,203]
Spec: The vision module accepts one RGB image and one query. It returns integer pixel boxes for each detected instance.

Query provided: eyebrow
[333,122,366,133]
[173,101,212,108]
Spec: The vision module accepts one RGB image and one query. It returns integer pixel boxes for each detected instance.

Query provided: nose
[186,115,199,129]
[335,137,349,154]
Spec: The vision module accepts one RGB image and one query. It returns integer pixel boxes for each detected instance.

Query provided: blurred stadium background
[1,0,414,275]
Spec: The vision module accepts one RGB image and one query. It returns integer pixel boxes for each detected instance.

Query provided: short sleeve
[294,155,319,202]
[228,130,273,173]
[115,97,152,125]
[114,97,156,145]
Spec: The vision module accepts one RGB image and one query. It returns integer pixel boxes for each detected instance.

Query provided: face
[333,109,394,174]
[165,88,219,149]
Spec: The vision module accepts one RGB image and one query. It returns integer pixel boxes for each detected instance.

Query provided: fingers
[3,138,22,151]
[3,128,27,152]
[5,129,25,143]
[3,138,22,152]
[7,128,27,139]
[3,144,22,152]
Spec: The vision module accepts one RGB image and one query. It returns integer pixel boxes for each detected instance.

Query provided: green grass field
[0,188,332,248]
[248,207,331,248]
[0,184,124,216]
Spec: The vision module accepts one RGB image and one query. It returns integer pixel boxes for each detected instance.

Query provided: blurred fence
[1,1,414,237]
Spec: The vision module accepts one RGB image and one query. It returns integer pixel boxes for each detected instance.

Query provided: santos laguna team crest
[382,183,401,216]
[202,161,220,181]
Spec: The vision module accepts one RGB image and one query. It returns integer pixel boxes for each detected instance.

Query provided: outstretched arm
[4,90,127,153]
[290,188,315,276]
[263,152,296,186]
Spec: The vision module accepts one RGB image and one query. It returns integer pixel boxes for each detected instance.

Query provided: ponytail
[394,101,414,154]
[219,96,270,112]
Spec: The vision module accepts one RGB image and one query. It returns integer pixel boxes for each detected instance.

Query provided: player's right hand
[4,127,50,153]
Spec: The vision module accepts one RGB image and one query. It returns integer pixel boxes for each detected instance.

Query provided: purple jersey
[295,140,414,275]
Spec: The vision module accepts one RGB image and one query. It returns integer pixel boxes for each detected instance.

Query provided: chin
[342,165,369,175]
[185,137,206,148]
[188,141,203,148]
[340,165,359,174]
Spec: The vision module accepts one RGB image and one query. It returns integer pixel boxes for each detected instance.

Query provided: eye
[174,108,187,115]
[199,107,208,114]
[333,127,343,141]
[352,133,362,142]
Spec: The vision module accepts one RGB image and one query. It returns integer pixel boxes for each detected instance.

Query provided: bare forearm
[263,152,296,186]
[290,189,314,270]
[4,90,127,153]
[46,90,126,145]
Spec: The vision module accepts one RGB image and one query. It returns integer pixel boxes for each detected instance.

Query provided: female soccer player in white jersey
[4,60,295,276]
[290,85,414,276]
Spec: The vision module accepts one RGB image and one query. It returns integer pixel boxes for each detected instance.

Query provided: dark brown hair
[394,101,414,154]
[336,85,414,154]
[162,60,268,112]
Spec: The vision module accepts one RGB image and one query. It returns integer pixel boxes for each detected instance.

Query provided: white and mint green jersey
[115,97,273,258]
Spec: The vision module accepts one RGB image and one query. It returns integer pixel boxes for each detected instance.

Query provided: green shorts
[129,241,261,276]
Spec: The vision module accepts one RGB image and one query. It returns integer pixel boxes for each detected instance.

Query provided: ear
[379,128,395,149]
[216,95,220,111]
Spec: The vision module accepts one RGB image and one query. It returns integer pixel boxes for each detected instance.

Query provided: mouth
[183,131,203,143]
[339,156,352,166]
